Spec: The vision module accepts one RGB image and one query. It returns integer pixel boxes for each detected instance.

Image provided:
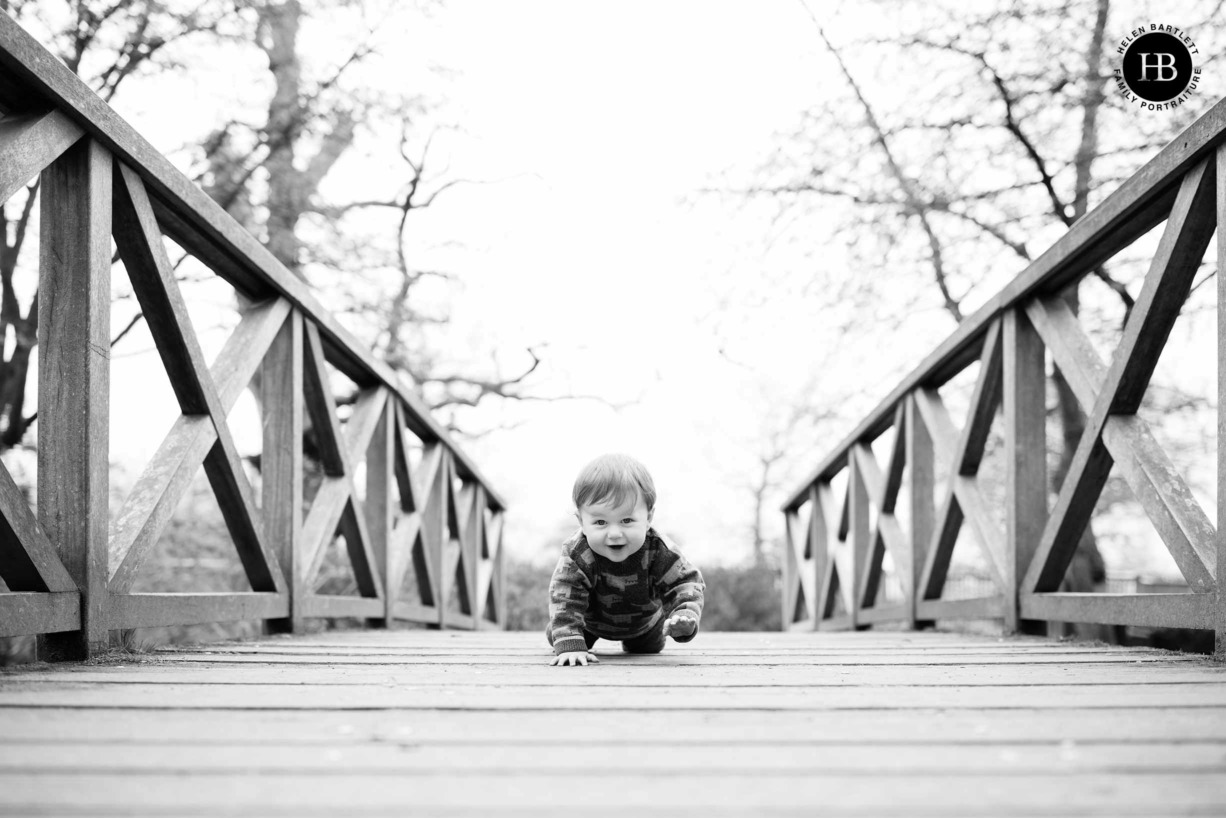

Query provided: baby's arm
[547,552,595,666]
[657,548,705,642]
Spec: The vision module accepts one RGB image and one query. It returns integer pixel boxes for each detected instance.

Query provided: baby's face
[577,494,653,563]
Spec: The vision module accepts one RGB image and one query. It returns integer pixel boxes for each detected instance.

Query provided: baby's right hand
[550,650,599,667]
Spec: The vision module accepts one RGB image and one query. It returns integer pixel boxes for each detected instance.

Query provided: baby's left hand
[663,613,697,639]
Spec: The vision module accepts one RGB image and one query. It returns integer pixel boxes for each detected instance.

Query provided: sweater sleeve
[547,551,592,655]
[655,545,705,643]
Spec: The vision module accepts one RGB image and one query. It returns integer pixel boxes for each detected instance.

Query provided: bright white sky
[98,0,857,570]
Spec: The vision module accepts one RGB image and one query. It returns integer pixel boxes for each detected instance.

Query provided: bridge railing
[782,98,1226,650]
[0,14,504,659]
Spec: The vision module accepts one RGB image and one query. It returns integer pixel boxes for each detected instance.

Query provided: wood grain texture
[847,449,870,626]
[1003,308,1047,634]
[107,593,287,629]
[906,396,934,627]
[1219,145,1226,658]
[1022,592,1216,630]
[0,591,78,636]
[0,108,82,203]
[262,310,303,632]
[365,402,394,622]
[36,138,110,660]
[1,631,1223,816]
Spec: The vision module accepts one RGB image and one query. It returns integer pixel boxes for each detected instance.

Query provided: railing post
[781,508,795,630]
[906,396,933,630]
[1004,308,1048,635]
[808,484,825,631]
[365,401,394,626]
[36,139,111,661]
[1217,144,1226,660]
[849,451,869,629]
[263,310,303,633]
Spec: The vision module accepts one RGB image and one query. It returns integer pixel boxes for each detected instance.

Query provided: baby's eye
[593,520,606,526]
[621,519,634,524]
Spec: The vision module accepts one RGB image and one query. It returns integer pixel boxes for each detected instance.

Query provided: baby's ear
[647,508,655,524]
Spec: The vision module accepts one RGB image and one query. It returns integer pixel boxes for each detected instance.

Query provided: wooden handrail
[0,14,506,657]
[0,13,503,510]
[780,99,1226,650]
[783,97,1226,512]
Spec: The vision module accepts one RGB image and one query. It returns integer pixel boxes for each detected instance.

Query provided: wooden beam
[855,604,909,625]
[0,592,78,637]
[1028,293,1215,591]
[392,600,438,625]
[951,475,1007,590]
[365,401,394,623]
[301,477,351,585]
[343,386,390,463]
[107,593,287,630]
[1103,417,1215,590]
[0,109,82,203]
[1219,144,1226,658]
[111,165,284,596]
[1003,308,1047,634]
[917,491,963,601]
[336,498,384,601]
[392,402,418,514]
[300,595,384,620]
[0,456,75,593]
[108,415,217,592]
[782,96,1226,512]
[1022,592,1214,630]
[850,436,910,612]
[956,318,1004,476]
[906,395,934,628]
[301,322,347,477]
[0,16,506,512]
[808,484,827,621]
[848,447,870,627]
[262,310,303,633]
[1025,296,1104,411]
[1024,159,1217,594]
[36,139,110,661]
[916,596,1005,621]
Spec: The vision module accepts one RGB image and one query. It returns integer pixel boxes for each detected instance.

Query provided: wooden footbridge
[2,12,1226,817]
[2,630,1225,816]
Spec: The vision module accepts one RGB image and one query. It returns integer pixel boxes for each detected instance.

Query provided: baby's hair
[572,453,656,514]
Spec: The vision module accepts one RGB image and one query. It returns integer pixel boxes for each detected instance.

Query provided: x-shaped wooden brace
[850,403,911,611]
[1022,158,1218,594]
[784,487,818,626]
[913,317,1009,601]
[108,165,287,596]
[817,480,855,621]
[299,322,385,599]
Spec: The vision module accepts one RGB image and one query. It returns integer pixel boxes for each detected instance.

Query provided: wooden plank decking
[1,630,1224,816]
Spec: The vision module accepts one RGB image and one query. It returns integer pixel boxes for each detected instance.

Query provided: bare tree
[734,0,1223,598]
[0,0,239,449]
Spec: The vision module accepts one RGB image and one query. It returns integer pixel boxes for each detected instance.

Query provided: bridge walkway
[1,630,1224,816]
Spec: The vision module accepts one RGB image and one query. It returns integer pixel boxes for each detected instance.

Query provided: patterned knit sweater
[547,528,705,655]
